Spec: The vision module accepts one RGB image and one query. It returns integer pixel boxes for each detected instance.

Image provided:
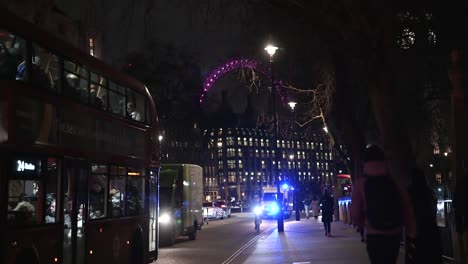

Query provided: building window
[228,160,236,169]
[227,148,235,157]
[228,172,236,183]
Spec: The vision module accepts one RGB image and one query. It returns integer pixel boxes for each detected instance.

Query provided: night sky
[53,0,324,123]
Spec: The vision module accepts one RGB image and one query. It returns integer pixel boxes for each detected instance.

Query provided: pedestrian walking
[454,172,468,264]
[407,168,442,264]
[351,144,416,264]
[311,195,320,220]
[320,188,334,236]
[303,197,311,219]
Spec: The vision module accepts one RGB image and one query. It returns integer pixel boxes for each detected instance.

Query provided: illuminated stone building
[202,127,344,202]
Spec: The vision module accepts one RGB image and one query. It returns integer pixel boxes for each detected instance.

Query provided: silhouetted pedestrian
[407,168,442,264]
[311,195,320,220]
[454,172,468,264]
[320,188,334,236]
[303,196,311,219]
[351,145,416,264]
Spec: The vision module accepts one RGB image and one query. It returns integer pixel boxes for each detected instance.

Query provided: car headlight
[159,213,171,224]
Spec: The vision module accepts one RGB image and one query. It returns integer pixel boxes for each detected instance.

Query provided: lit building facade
[202,127,343,202]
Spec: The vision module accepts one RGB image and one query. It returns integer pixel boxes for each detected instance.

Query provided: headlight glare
[159,213,171,224]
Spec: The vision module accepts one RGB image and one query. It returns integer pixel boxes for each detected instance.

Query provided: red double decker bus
[0,9,159,264]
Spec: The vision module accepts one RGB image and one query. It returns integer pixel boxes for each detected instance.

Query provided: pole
[292,111,300,221]
[270,55,284,232]
[448,48,466,264]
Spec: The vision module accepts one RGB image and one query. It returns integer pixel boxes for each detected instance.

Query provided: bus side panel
[6,225,61,264]
[181,166,191,233]
[86,216,148,264]
[187,165,203,229]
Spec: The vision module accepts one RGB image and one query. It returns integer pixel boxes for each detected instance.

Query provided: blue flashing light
[269,203,280,214]
[282,183,289,190]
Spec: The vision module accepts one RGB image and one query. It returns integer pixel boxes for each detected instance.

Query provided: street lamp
[265,43,284,232]
[289,101,300,221]
[288,101,297,111]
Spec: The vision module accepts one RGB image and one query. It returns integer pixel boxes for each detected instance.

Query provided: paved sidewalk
[230,217,405,264]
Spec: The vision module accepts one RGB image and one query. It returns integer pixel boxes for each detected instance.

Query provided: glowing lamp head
[288,101,297,111]
[282,183,289,190]
[264,45,278,56]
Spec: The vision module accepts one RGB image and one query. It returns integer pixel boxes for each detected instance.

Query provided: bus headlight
[159,213,171,224]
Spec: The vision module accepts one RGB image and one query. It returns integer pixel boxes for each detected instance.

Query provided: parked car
[230,201,241,212]
[202,202,224,220]
[217,200,232,218]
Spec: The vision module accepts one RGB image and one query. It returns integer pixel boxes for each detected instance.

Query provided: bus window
[44,158,58,223]
[90,72,107,110]
[89,172,107,219]
[7,158,44,226]
[31,43,59,91]
[126,89,145,122]
[109,81,125,116]
[7,179,39,225]
[127,168,144,215]
[110,165,126,218]
[64,60,88,102]
[109,174,126,217]
[0,30,25,81]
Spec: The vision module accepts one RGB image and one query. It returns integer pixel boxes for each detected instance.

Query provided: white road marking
[221,226,274,264]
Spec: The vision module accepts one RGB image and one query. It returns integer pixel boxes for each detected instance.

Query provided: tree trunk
[368,65,414,187]
[448,48,466,264]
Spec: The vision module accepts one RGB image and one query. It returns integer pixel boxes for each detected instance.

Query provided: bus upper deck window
[0,30,25,81]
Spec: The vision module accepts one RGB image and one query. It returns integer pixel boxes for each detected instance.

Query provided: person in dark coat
[407,168,442,264]
[454,173,468,263]
[320,188,334,236]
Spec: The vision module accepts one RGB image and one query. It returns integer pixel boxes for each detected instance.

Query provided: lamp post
[265,44,284,232]
[288,101,300,221]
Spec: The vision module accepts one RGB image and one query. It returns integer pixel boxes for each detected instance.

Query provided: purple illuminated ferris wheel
[200,59,286,104]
